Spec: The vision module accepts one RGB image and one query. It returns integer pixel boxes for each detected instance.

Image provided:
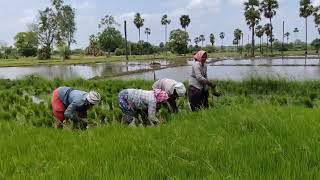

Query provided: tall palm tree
[255,25,264,54]
[260,0,279,54]
[134,13,144,42]
[234,29,242,51]
[264,23,272,48]
[209,33,215,46]
[161,15,171,48]
[180,15,191,51]
[244,0,261,57]
[199,35,205,47]
[145,28,151,43]
[284,32,290,44]
[219,32,225,50]
[299,0,314,57]
[314,7,320,35]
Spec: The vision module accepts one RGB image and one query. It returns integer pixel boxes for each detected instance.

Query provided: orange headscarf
[193,50,207,62]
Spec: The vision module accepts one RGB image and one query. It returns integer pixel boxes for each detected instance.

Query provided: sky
[0,0,320,49]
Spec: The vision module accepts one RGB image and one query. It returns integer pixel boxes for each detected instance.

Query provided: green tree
[145,28,151,43]
[311,38,320,58]
[293,27,300,40]
[134,13,144,42]
[168,29,189,54]
[234,29,242,51]
[260,0,279,54]
[199,35,205,47]
[98,27,123,55]
[56,5,76,59]
[299,0,314,55]
[284,32,290,44]
[314,7,320,35]
[36,7,57,60]
[255,25,264,54]
[209,33,215,46]
[194,37,200,46]
[87,34,100,56]
[161,15,171,48]
[14,32,38,57]
[244,0,261,57]
[99,15,119,29]
[219,32,225,50]
[264,23,272,48]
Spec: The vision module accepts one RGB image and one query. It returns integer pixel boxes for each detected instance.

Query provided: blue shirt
[58,87,88,122]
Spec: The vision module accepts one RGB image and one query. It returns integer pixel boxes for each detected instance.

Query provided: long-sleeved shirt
[152,78,178,95]
[58,87,88,122]
[152,79,179,113]
[126,89,158,123]
[189,61,208,90]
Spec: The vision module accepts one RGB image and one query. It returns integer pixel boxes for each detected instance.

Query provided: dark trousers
[188,86,209,111]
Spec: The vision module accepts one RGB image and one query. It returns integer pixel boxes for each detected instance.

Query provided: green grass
[1,77,320,179]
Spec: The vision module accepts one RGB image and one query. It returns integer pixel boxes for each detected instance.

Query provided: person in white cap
[152,78,186,113]
[51,86,101,129]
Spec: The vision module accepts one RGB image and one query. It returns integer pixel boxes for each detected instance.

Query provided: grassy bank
[0,77,320,178]
[0,50,319,68]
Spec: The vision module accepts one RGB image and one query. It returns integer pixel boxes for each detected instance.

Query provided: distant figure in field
[188,50,221,111]
[152,78,186,113]
[118,89,169,126]
[51,87,101,129]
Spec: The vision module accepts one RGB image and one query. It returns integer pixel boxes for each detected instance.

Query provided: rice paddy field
[0,76,320,179]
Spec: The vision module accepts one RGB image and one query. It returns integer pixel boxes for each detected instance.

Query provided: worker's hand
[79,118,89,130]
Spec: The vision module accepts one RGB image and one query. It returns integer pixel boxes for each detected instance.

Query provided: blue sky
[0,0,319,48]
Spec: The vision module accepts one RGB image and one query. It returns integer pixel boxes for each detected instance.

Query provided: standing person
[51,87,101,129]
[152,78,186,113]
[118,89,169,126]
[188,50,220,111]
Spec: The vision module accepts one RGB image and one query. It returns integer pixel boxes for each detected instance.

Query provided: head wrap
[193,50,207,61]
[174,82,186,97]
[86,91,101,105]
[154,89,169,103]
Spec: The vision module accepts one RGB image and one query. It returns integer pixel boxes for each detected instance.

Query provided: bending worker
[51,86,101,129]
[152,78,186,113]
[118,88,169,126]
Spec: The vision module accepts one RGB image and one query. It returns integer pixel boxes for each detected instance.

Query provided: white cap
[86,91,101,105]
[174,82,186,97]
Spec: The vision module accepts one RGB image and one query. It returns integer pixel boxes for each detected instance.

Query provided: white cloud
[313,0,320,7]
[72,1,95,10]
[19,9,37,24]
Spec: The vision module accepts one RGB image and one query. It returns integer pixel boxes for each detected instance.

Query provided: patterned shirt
[126,89,158,122]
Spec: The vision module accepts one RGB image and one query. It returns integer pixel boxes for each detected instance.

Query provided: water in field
[0,58,319,81]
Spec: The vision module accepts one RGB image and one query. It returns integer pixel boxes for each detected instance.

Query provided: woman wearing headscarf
[118,89,169,126]
[188,50,219,111]
[152,78,186,113]
[51,87,101,129]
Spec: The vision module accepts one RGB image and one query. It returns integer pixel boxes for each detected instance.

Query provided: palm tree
[299,0,314,58]
[180,15,191,52]
[244,0,261,57]
[209,33,215,46]
[134,13,145,42]
[255,25,264,54]
[293,27,299,40]
[234,29,242,51]
[284,32,290,44]
[219,32,225,50]
[260,0,279,54]
[314,7,320,35]
[161,15,171,49]
[145,28,151,43]
[264,23,272,48]
[194,37,200,46]
[199,35,205,47]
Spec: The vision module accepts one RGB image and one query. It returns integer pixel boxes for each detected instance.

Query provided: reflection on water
[115,64,320,81]
[0,59,319,81]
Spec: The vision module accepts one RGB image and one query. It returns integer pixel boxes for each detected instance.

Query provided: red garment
[51,89,66,122]
[193,50,207,62]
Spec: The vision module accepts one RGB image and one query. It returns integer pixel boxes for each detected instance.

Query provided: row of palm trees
[244,0,320,57]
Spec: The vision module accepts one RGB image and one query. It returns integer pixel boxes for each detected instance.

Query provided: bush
[115,48,125,56]
[37,47,51,60]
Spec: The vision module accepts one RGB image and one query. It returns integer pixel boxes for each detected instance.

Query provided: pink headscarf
[154,89,169,103]
[193,50,207,62]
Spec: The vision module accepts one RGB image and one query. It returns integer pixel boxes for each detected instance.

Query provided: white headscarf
[174,82,186,97]
[86,91,101,105]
